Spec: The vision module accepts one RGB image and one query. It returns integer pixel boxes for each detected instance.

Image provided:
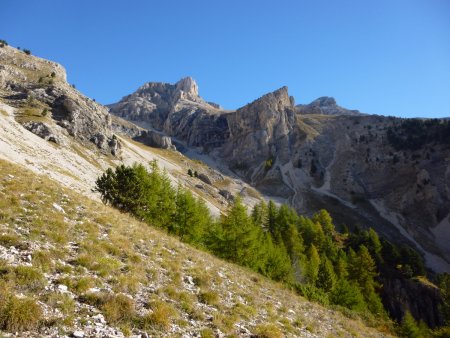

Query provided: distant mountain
[296,96,364,116]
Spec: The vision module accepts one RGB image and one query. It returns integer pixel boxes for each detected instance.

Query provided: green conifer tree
[305,244,320,284]
[218,197,261,269]
[330,279,366,312]
[316,256,336,292]
[401,311,421,338]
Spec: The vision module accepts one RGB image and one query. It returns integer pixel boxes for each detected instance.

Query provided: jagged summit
[175,76,199,100]
[238,86,295,114]
[310,96,337,107]
[108,77,221,127]
[133,77,202,103]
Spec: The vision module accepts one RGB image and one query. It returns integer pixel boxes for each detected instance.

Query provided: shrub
[0,39,7,47]
[13,266,46,292]
[102,294,135,324]
[41,108,48,117]
[0,234,27,250]
[23,49,31,55]
[44,292,75,315]
[200,328,215,338]
[198,290,219,306]
[50,72,56,78]
[79,291,108,308]
[0,296,42,332]
[31,250,53,272]
[254,323,283,338]
[142,300,176,330]
[264,158,273,171]
[187,169,193,177]
[296,284,329,306]
[72,276,96,294]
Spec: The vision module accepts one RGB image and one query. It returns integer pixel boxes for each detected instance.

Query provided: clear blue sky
[2,0,449,117]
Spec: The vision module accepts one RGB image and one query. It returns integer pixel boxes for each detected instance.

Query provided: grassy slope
[0,160,392,337]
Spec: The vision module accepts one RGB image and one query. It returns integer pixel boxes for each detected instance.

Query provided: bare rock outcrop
[22,121,62,144]
[0,45,120,156]
[134,129,175,150]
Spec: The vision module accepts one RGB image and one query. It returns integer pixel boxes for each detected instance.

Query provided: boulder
[198,173,212,185]
[22,121,61,144]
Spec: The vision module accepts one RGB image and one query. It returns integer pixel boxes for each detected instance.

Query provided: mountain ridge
[109,77,450,275]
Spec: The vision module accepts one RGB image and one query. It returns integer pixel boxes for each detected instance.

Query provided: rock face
[134,129,175,150]
[111,78,450,275]
[220,87,296,187]
[0,45,120,155]
[382,276,444,328]
[22,121,62,144]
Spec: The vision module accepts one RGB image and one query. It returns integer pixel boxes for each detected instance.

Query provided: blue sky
[1,0,449,117]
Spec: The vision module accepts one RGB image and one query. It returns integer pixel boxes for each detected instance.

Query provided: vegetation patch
[0,295,42,332]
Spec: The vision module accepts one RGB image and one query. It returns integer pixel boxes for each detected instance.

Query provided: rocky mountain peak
[310,96,337,107]
[297,96,362,116]
[240,86,294,114]
[174,76,199,100]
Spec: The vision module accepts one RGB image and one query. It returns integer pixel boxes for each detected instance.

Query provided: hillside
[0,45,264,217]
[1,43,449,336]
[0,159,391,337]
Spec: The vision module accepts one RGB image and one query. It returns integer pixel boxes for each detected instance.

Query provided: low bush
[254,323,283,338]
[101,294,135,324]
[142,300,176,330]
[198,290,219,306]
[0,295,42,332]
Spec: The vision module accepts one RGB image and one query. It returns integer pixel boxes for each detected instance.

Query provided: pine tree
[261,233,293,282]
[330,279,366,312]
[266,200,280,243]
[312,209,334,236]
[95,164,147,214]
[282,223,305,281]
[316,255,336,292]
[251,201,268,228]
[348,245,377,293]
[335,251,348,279]
[401,311,421,338]
[305,244,320,284]
[218,197,261,269]
[172,187,211,245]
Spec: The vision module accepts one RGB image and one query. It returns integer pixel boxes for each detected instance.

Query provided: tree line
[95,161,450,335]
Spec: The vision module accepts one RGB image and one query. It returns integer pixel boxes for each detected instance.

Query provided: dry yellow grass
[0,159,394,337]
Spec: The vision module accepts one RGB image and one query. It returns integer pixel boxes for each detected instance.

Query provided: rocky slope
[0,45,266,218]
[110,78,450,274]
[0,160,393,337]
[0,45,119,155]
[0,43,397,338]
